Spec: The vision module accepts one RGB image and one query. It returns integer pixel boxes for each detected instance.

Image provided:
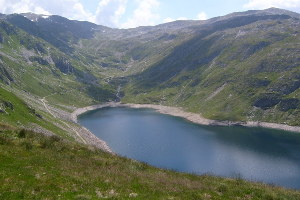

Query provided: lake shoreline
[72,102,300,133]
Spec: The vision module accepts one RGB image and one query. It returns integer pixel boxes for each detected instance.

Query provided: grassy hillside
[0,87,69,137]
[1,126,300,199]
[0,18,116,108]
[122,12,300,126]
[0,8,300,199]
[2,9,299,127]
[0,17,118,147]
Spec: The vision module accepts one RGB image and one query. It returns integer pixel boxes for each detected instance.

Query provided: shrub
[0,135,11,145]
[49,135,61,143]
[21,141,33,150]
[39,135,61,149]
[217,184,228,193]
[17,129,27,138]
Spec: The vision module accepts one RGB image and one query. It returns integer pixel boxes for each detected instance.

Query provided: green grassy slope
[0,18,116,108]
[74,23,198,77]
[0,87,40,125]
[122,13,300,126]
[3,10,299,127]
[1,127,300,200]
[0,9,300,198]
[0,88,61,134]
[0,86,72,139]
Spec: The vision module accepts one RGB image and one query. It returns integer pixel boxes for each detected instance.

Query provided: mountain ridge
[0,8,300,197]
[11,7,300,29]
[0,7,299,140]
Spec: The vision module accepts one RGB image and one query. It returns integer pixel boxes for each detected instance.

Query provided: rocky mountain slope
[122,8,300,126]
[0,8,299,140]
[0,7,300,198]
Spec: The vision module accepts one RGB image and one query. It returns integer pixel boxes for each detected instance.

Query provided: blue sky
[116,0,247,23]
[0,0,300,28]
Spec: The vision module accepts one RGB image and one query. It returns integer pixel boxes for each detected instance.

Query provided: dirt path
[40,97,87,144]
[40,97,56,118]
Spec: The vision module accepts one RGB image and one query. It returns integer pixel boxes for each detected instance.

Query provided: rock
[129,193,138,198]
[279,98,300,111]
[52,55,74,74]
[2,101,13,110]
[29,56,49,65]
[253,93,281,110]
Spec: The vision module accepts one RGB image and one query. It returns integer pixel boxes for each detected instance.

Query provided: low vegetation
[1,126,300,200]
[122,15,300,126]
[0,8,300,199]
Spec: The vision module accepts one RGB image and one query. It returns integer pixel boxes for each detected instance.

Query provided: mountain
[6,13,108,53]
[122,8,300,125]
[0,8,298,129]
[0,7,300,197]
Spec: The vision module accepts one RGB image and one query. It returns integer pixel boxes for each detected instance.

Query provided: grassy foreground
[1,125,300,200]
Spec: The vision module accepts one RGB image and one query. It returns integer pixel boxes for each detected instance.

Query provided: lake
[79,107,300,189]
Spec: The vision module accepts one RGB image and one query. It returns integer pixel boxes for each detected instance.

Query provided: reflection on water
[79,107,300,189]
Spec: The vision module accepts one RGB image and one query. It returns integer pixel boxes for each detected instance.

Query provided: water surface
[79,107,300,189]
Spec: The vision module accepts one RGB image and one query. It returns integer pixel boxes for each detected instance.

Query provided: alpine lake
[79,107,300,189]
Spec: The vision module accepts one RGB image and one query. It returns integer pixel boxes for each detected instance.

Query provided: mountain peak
[21,12,50,22]
[263,7,300,18]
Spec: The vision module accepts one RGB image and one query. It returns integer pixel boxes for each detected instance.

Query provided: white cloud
[244,0,300,10]
[0,0,209,28]
[163,16,188,23]
[196,12,208,20]
[0,0,49,15]
[121,0,160,28]
[177,17,188,20]
[0,0,162,28]
[95,0,127,27]
[163,17,174,23]
[0,0,95,22]
[163,12,207,24]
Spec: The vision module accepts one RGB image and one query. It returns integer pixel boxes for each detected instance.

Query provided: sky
[0,0,299,28]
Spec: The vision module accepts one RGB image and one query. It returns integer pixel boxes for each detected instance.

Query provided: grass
[0,86,73,139]
[122,21,300,126]
[0,125,300,200]
[0,10,299,200]
[0,86,43,125]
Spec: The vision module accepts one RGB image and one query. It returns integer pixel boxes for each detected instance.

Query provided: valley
[0,7,300,198]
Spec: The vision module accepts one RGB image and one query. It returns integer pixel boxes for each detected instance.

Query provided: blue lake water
[79,107,300,189]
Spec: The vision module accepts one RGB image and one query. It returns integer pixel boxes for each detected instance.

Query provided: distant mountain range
[0,8,299,136]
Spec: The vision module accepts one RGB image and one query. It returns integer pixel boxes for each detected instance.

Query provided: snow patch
[41,15,50,19]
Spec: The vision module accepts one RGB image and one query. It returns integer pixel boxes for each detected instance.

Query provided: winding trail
[40,96,87,144]
[40,97,55,118]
